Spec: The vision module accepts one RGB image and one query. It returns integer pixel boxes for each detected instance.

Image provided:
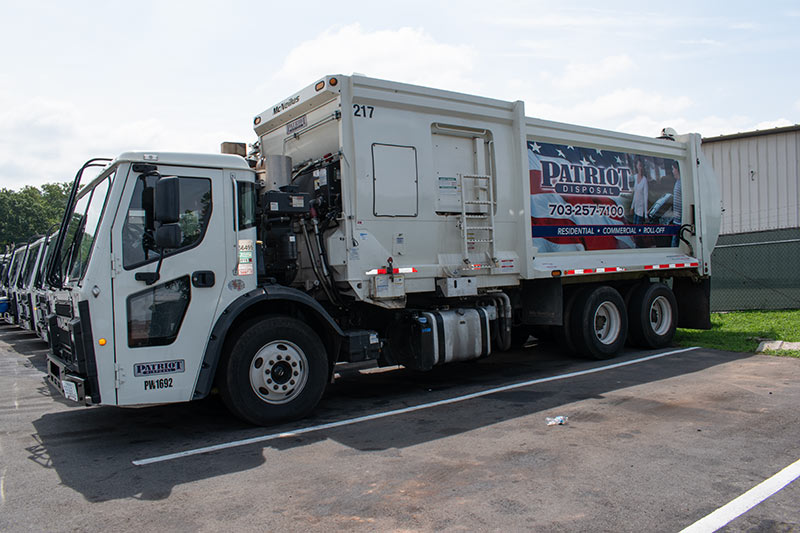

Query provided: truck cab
[15,235,46,331]
[45,153,259,406]
[4,245,29,325]
[31,231,58,342]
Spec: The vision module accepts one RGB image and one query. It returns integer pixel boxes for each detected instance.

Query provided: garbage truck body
[44,75,721,425]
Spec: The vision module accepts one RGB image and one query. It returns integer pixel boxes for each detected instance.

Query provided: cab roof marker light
[329,77,338,86]
[315,81,325,91]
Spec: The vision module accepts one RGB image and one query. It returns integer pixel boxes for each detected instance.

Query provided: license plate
[62,380,78,402]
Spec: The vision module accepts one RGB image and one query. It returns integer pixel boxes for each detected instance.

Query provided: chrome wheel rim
[649,295,672,336]
[594,302,621,345]
[249,340,308,404]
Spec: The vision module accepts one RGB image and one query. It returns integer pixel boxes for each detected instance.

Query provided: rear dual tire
[627,282,678,349]
[556,282,678,359]
[569,286,628,360]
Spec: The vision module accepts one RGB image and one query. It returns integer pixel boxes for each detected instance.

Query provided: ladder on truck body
[459,173,497,267]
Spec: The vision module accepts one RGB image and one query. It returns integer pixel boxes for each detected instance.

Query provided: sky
[1,0,798,189]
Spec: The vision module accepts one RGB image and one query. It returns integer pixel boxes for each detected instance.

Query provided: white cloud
[497,13,627,29]
[544,55,635,90]
[497,13,676,30]
[0,96,215,189]
[0,98,81,187]
[753,118,794,130]
[678,39,723,46]
[615,116,796,139]
[271,24,477,94]
[615,115,749,138]
[524,88,692,126]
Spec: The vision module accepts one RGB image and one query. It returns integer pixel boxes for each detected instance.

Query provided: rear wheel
[219,316,329,426]
[570,286,628,360]
[627,282,677,348]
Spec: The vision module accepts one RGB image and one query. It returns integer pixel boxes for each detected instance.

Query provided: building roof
[703,124,800,144]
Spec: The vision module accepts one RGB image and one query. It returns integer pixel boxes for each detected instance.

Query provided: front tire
[219,316,329,426]
[570,286,628,360]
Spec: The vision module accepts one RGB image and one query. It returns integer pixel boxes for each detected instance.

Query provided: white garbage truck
[44,75,721,425]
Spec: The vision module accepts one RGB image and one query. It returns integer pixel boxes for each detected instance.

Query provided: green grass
[674,310,800,357]
[763,349,800,359]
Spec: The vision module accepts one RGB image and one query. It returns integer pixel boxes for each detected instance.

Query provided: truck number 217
[353,105,374,118]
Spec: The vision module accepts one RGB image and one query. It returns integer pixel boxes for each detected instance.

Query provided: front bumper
[46,299,100,404]
[46,355,88,403]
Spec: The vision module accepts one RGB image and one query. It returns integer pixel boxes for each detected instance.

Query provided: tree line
[0,183,71,251]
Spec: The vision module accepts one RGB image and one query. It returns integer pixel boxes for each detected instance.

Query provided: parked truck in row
[1,232,59,339]
[43,75,721,425]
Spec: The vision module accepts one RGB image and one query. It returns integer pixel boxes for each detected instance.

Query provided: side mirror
[155,177,180,224]
[155,224,182,249]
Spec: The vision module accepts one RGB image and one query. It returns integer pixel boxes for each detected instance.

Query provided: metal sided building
[702,125,800,311]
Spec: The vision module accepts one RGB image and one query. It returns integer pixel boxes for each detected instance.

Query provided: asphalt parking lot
[1,323,798,532]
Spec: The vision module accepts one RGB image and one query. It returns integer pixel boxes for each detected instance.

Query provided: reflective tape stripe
[644,262,699,270]
[565,269,595,275]
[365,267,418,275]
[564,267,625,276]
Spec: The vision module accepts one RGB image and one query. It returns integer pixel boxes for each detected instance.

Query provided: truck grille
[55,302,73,318]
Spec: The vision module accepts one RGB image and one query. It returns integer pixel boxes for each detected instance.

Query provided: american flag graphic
[528,140,678,252]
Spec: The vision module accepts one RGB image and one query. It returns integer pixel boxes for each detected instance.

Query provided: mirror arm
[134,252,166,285]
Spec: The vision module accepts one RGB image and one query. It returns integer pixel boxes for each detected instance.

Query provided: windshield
[7,249,26,287]
[59,170,115,286]
[33,234,57,289]
[18,242,41,288]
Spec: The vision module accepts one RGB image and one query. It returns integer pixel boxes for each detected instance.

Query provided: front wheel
[219,316,329,426]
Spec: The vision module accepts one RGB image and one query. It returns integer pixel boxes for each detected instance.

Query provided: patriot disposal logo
[528,140,681,252]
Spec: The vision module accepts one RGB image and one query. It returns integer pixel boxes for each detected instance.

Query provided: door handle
[191,271,215,288]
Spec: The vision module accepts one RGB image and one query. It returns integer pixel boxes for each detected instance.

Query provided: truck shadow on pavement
[27,341,753,503]
[1,326,49,372]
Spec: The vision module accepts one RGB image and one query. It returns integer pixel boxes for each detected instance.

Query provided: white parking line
[680,457,800,533]
[133,346,699,466]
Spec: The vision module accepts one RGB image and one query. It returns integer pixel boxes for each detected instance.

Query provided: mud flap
[673,277,712,330]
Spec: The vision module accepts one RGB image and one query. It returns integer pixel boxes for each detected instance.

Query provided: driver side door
[111,164,228,404]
